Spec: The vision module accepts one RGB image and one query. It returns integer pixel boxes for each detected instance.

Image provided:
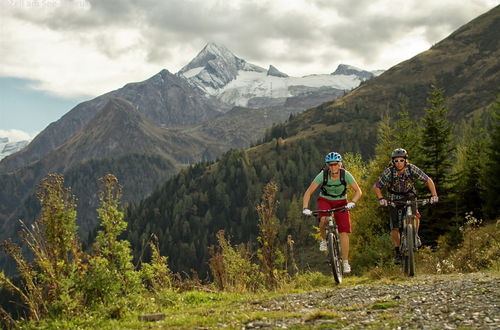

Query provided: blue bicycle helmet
[324,152,342,163]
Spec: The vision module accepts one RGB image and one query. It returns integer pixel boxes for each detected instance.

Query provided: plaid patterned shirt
[375,163,429,200]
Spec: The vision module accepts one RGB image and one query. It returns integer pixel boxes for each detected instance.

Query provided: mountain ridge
[177,42,379,108]
[0,43,376,174]
[0,69,220,174]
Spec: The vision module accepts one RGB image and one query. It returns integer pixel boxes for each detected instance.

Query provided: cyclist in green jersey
[303,152,362,273]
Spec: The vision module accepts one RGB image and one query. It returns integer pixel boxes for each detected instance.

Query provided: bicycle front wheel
[327,232,343,284]
[403,223,416,277]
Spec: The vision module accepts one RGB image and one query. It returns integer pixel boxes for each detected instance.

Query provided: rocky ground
[242,272,499,329]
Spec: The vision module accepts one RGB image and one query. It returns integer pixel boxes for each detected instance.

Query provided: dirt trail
[244,272,499,329]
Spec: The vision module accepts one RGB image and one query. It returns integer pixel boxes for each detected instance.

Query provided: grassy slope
[31,270,500,329]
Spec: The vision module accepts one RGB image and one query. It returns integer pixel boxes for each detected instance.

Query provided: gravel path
[244,272,499,329]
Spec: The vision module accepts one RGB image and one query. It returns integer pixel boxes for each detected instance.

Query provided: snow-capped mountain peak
[178,42,265,93]
[177,43,381,108]
[179,43,237,73]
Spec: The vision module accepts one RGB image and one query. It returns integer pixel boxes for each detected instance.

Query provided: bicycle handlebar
[310,206,347,216]
[386,198,431,207]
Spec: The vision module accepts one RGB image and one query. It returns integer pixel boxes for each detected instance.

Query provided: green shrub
[419,215,500,273]
[140,234,174,292]
[208,230,264,292]
[82,174,143,313]
[0,174,82,321]
[256,182,286,289]
[0,174,153,327]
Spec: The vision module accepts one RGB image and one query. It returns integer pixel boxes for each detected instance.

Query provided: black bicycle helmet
[391,148,408,159]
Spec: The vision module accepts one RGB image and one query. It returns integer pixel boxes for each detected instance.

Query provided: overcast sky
[0,0,498,138]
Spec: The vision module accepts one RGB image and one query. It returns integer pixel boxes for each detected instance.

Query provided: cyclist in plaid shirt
[374,148,438,264]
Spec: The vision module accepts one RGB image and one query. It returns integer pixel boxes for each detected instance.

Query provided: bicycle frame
[311,206,346,284]
[388,198,430,277]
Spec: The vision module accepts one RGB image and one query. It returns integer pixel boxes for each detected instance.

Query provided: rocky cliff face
[178,42,266,92]
[331,64,375,80]
[0,69,219,174]
[267,65,289,78]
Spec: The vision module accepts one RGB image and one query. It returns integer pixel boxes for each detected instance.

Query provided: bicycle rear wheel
[327,232,343,284]
[403,223,415,276]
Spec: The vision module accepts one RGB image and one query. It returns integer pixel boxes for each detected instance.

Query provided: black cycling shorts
[388,203,417,231]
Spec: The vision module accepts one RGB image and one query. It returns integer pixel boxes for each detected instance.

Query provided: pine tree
[450,121,488,220]
[394,97,420,159]
[418,85,454,189]
[368,114,398,185]
[418,85,455,243]
[482,96,500,219]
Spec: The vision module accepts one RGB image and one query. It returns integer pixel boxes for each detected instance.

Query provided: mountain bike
[310,207,346,284]
[387,198,431,277]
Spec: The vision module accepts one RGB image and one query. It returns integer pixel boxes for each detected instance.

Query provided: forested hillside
[124,6,500,277]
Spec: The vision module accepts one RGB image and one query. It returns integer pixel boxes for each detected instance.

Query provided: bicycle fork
[328,219,342,259]
[401,207,416,253]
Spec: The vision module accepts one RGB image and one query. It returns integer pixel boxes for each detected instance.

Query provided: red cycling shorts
[316,197,351,233]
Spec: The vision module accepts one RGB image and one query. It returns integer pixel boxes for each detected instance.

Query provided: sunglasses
[327,162,339,166]
[393,159,406,163]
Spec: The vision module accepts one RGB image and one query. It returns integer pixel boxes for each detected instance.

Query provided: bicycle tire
[327,232,343,284]
[401,234,407,273]
[406,223,415,276]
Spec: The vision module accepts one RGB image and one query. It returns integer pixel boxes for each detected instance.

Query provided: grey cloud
[312,0,373,15]
[133,1,320,67]
[316,2,492,65]
[7,0,496,70]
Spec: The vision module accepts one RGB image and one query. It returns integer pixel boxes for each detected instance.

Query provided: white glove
[379,198,388,207]
[430,196,439,204]
[302,208,312,216]
[345,202,356,210]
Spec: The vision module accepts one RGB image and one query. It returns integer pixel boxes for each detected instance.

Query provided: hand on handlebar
[430,196,439,204]
[302,208,313,216]
[379,198,388,207]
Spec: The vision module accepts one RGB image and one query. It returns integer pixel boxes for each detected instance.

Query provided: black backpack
[320,166,347,198]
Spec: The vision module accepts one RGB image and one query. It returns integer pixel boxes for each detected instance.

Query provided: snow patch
[182,67,204,78]
[213,71,360,107]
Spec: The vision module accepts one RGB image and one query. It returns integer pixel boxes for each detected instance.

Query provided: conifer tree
[450,121,487,220]
[394,97,420,158]
[369,114,397,184]
[418,85,454,189]
[418,85,455,242]
[482,96,500,219]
